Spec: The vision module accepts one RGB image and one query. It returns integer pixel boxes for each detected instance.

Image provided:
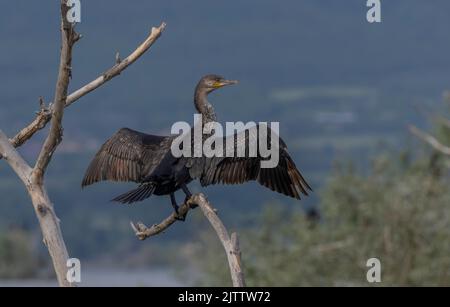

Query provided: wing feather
[82,128,171,187]
[197,124,311,200]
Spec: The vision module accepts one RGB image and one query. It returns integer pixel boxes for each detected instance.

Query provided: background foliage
[193,148,450,286]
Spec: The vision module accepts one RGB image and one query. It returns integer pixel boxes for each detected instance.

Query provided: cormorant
[82,74,311,218]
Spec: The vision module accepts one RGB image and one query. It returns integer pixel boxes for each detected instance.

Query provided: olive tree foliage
[193,106,450,286]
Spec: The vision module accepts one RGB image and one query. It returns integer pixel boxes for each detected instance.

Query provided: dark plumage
[82,74,311,217]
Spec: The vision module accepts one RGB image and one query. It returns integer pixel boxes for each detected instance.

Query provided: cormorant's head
[196,74,238,94]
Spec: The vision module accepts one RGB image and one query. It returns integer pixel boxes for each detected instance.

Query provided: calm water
[0,268,187,287]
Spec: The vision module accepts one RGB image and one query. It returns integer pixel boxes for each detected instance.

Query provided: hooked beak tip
[224,79,239,86]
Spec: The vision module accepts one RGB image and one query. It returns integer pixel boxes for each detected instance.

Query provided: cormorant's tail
[111,183,156,204]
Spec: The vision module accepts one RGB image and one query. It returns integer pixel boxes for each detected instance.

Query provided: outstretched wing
[198,125,312,199]
[82,128,172,187]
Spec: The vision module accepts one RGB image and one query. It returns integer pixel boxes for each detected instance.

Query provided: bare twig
[311,238,354,255]
[65,22,166,108]
[131,193,246,287]
[0,22,166,160]
[409,125,450,156]
[8,109,51,149]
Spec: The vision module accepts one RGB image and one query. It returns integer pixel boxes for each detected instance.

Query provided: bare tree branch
[0,131,72,287]
[9,107,51,149]
[131,193,246,287]
[33,2,78,181]
[229,232,245,287]
[409,125,450,156]
[66,22,166,108]
[131,200,193,239]
[194,194,246,287]
[0,22,166,161]
[0,131,32,185]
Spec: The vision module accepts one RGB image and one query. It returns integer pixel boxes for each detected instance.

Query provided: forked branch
[0,131,32,185]
[0,22,166,160]
[131,193,246,287]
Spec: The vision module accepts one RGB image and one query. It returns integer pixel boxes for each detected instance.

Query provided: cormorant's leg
[170,193,179,213]
[170,193,186,222]
[181,183,192,198]
[181,183,198,208]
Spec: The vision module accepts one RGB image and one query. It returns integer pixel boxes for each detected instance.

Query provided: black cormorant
[82,74,311,217]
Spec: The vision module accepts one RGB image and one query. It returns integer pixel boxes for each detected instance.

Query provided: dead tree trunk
[0,0,165,286]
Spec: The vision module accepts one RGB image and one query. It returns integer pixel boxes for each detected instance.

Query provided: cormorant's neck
[194,88,217,124]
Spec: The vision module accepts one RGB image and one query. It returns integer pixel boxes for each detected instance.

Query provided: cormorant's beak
[216,79,239,88]
[222,79,239,86]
